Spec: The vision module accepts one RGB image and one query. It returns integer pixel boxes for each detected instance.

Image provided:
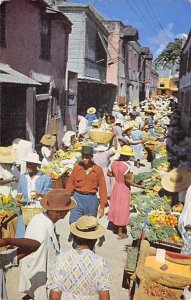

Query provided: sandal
[117,233,128,240]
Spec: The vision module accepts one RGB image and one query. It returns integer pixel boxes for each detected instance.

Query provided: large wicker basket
[21,207,44,226]
[89,130,114,144]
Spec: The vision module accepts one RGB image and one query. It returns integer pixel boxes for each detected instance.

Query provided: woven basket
[21,207,44,225]
[89,130,114,144]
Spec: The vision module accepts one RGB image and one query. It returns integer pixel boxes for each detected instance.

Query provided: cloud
[146,23,187,59]
[187,0,191,3]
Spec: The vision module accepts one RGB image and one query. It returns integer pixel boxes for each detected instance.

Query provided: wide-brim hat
[94,144,109,152]
[0,146,16,163]
[122,123,133,133]
[161,168,191,192]
[40,134,56,146]
[23,153,43,165]
[116,145,136,156]
[87,107,96,114]
[41,189,76,211]
[70,216,105,239]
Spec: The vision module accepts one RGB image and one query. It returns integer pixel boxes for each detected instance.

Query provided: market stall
[133,240,191,300]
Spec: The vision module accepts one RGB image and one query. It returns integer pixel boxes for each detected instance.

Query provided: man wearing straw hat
[161,168,191,238]
[47,216,111,300]
[19,189,76,300]
[66,146,107,223]
[40,134,56,165]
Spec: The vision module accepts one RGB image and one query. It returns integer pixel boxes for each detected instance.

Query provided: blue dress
[131,130,143,160]
[85,114,97,126]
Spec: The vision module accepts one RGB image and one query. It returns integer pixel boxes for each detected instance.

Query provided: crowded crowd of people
[1,94,191,299]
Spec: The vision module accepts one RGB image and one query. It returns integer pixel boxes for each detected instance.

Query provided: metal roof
[0,63,41,86]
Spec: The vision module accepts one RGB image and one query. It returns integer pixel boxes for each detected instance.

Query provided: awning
[97,32,111,60]
[0,63,41,86]
[30,71,52,83]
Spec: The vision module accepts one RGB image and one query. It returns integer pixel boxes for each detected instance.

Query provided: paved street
[6,159,151,300]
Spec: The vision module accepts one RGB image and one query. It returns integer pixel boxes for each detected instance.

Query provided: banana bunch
[0,194,12,205]
[55,150,76,160]
[157,162,170,171]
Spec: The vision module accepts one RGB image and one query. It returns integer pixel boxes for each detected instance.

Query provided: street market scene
[0,0,191,299]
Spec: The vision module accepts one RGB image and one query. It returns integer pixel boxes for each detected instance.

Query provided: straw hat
[132,122,139,130]
[122,123,133,133]
[24,153,43,165]
[40,134,56,147]
[161,168,191,192]
[87,107,96,114]
[116,145,136,156]
[0,146,16,163]
[41,189,76,211]
[70,216,105,239]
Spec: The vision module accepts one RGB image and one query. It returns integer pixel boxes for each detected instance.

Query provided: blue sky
[68,0,191,58]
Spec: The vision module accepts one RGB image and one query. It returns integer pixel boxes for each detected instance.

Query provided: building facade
[0,0,72,148]
[57,2,117,116]
[157,70,178,97]
[179,30,191,136]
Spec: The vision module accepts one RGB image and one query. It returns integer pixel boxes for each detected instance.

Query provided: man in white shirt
[19,189,76,300]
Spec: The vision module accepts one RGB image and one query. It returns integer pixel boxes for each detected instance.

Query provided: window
[160,83,165,87]
[40,16,51,61]
[0,3,6,48]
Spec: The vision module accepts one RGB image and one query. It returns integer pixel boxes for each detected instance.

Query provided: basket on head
[88,130,114,144]
[21,207,44,225]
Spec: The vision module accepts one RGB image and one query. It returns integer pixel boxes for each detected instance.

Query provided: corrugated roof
[0,63,41,86]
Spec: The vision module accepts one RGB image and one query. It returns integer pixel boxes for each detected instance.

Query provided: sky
[68,0,191,58]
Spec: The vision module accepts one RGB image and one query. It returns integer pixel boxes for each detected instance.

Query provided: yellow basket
[88,130,114,144]
[21,207,44,225]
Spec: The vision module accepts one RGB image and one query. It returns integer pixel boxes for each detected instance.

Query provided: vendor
[85,107,97,126]
[62,131,76,151]
[0,146,18,196]
[17,153,52,203]
[40,134,56,165]
[161,168,191,238]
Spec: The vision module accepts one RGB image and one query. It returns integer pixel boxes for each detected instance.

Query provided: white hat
[62,131,76,147]
[94,144,109,152]
[24,153,43,165]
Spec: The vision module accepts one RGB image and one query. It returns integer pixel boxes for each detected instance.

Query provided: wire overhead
[143,0,172,42]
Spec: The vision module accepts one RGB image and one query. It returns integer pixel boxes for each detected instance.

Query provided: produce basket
[21,206,44,225]
[88,130,114,144]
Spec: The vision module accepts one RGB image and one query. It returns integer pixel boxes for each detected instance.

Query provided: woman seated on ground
[47,216,111,300]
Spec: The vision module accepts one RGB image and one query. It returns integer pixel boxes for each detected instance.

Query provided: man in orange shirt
[66,146,107,224]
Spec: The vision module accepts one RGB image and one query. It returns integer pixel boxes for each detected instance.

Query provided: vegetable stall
[0,195,20,238]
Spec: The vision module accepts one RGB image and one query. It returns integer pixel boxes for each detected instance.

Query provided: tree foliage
[154,37,186,69]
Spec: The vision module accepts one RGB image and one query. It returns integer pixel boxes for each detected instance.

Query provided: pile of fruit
[172,203,184,213]
[54,150,76,160]
[0,195,20,214]
[41,160,67,179]
[149,212,178,228]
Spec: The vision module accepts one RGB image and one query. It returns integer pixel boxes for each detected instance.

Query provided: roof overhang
[0,64,41,86]
[121,26,139,41]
